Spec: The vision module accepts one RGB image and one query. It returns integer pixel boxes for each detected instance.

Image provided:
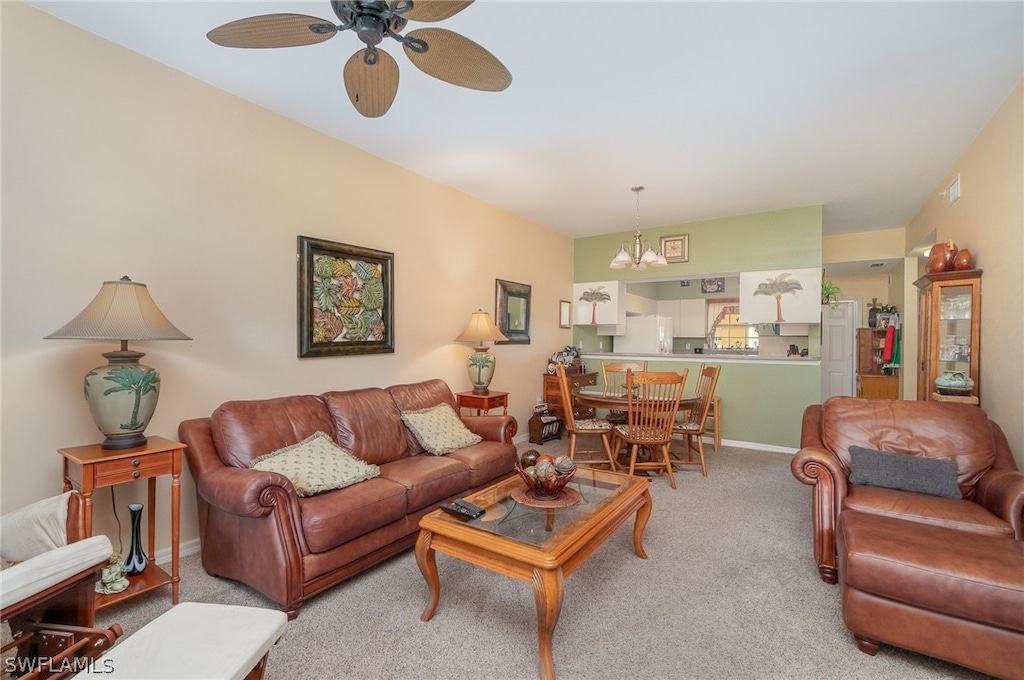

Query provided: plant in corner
[821,280,841,308]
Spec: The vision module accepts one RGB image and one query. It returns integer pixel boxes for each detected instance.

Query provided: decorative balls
[519,450,540,468]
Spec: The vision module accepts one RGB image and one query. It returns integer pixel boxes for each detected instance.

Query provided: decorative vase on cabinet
[914,269,982,402]
[123,503,148,576]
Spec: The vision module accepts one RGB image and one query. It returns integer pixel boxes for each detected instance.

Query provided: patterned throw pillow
[400,403,482,456]
[250,432,379,497]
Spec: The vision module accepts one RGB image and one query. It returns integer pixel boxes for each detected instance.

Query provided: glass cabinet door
[915,270,982,401]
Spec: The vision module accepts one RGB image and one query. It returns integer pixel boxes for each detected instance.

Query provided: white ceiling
[30,1,1024,242]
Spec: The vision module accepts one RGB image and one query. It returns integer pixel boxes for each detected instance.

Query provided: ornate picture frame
[559,300,572,329]
[659,234,690,263]
[297,235,394,357]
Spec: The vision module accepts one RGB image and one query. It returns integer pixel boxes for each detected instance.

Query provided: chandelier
[609,186,667,270]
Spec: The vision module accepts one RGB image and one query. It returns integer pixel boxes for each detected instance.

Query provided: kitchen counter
[580,351,820,366]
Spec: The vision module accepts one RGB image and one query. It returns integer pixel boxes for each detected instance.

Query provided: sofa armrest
[462,415,518,443]
[195,466,299,519]
[974,468,1024,540]
[791,446,849,584]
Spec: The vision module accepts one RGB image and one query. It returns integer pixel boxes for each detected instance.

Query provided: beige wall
[906,79,1024,466]
[1,5,573,548]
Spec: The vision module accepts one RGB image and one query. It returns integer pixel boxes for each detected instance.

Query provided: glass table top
[434,467,638,550]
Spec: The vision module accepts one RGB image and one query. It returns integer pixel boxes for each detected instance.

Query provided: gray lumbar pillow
[849,446,961,499]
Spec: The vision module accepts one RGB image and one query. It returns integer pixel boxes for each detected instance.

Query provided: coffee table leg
[531,567,564,680]
[415,530,440,622]
[633,489,652,559]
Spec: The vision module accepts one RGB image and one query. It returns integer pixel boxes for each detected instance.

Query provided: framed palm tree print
[298,236,395,357]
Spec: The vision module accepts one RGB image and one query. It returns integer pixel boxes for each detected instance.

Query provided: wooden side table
[58,436,184,611]
[455,391,509,415]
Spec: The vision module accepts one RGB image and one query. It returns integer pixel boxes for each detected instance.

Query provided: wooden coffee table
[415,467,652,680]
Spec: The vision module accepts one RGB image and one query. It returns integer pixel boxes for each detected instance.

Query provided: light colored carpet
[94,441,991,679]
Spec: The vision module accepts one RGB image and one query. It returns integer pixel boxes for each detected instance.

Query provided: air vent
[869,263,884,268]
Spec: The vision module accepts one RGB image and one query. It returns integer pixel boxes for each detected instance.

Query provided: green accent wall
[574,206,823,282]
[573,205,825,449]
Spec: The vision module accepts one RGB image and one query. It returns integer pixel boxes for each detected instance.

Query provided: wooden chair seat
[610,369,687,490]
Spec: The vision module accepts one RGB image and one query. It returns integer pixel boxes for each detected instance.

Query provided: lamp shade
[45,276,190,449]
[454,310,506,395]
[454,310,508,345]
[45,277,191,341]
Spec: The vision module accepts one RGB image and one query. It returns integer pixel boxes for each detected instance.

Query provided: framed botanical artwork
[297,235,394,357]
[659,234,689,263]
[559,300,571,329]
[738,267,821,324]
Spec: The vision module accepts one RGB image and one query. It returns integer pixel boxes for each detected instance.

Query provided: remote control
[440,502,484,519]
[453,498,485,515]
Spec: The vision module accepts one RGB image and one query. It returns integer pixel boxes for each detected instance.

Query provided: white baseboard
[154,537,201,566]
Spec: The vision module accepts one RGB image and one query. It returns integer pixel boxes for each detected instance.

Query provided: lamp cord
[110,487,123,555]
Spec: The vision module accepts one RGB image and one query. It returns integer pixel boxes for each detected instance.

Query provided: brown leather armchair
[791,397,1022,584]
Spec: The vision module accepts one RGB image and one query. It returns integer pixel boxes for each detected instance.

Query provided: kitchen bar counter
[576,352,819,451]
[580,352,820,365]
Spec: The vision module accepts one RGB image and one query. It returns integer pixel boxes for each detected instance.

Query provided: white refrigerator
[613,315,674,354]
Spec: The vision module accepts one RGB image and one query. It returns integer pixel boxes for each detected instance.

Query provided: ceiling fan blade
[403,28,511,92]
[401,1,474,23]
[344,49,400,118]
[207,14,337,48]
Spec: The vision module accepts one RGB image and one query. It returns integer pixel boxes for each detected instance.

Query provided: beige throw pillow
[250,432,379,497]
[401,403,482,456]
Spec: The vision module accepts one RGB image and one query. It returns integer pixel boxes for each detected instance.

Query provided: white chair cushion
[574,418,612,431]
[73,602,288,680]
[0,534,111,610]
[1,491,72,562]
[674,421,701,432]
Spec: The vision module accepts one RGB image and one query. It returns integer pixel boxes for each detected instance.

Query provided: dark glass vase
[123,503,148,576]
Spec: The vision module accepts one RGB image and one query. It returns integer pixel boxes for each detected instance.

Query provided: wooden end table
[415,467,651,680]
[58,436,184,611]
[455,390,509,415]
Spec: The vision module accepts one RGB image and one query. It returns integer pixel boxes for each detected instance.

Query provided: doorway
[820,301,858,401]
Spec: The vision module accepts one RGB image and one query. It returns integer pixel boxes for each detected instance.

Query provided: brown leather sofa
[792,397,1024,677]
[178,379,517,619]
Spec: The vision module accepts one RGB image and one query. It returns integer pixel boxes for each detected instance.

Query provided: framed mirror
[495,279,531,344]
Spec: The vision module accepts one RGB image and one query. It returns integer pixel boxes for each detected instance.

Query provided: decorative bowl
[935,370,974,396]
[515,462,576,500]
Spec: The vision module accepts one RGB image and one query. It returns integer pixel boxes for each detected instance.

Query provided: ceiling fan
[207,1,511,118]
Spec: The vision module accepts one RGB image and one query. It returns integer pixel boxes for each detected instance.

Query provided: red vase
[953,248,974,270]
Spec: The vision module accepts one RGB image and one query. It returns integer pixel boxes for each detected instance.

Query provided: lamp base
[85,349,160,451]
[466,346,496,396]
[101,433,149,450]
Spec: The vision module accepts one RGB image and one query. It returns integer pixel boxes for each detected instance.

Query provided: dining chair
[600,360,648,424]
[610,369,687,490]
[670,363,722,476]
[554,363,616,469]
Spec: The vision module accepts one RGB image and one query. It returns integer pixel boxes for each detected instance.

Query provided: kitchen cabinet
[573,281,626,327]
[656,299,706,337]
[626,293,657,316]
[914,269,982,401]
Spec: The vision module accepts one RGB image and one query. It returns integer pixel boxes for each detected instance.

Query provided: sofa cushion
[843,485,1014,538]
[401,404,482,456]
[321,388,409,465]
[821,398,996,500]
[296,477,409,553]
[849,445,961,499]
[838,510,1024,633]
[378,456,472,513]
[388,379,460,455]
[250,432,379,497]
[446,441,517,488]
[211,395,335,469]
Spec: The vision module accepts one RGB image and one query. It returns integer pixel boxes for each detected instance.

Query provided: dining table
[571,387,697,413]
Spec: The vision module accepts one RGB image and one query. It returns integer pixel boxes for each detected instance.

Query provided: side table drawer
[94,451,173,485]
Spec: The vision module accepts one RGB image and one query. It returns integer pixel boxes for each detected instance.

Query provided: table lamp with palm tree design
[454,310,507,395]
[46,276,191,449]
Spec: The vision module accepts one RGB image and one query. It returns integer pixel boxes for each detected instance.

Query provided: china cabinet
[914,269,982,402]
